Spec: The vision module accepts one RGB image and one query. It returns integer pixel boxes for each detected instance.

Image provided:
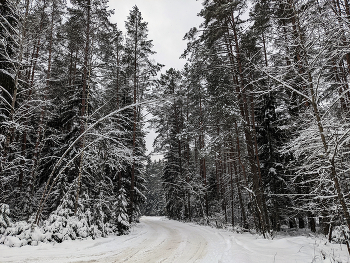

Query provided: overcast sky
[109,0,203,71]
[108,0,204,159]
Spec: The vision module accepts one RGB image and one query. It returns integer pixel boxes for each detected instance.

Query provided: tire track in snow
[86,217,208,263]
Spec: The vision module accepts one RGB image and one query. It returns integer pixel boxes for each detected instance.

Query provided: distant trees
[142,159,165,216]
[150,68,189,219]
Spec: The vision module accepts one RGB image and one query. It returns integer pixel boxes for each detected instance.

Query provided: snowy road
[1,216,350,263]
[84,217,210,263]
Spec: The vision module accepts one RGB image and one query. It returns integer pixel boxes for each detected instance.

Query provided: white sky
[108,0,203,71]
[108,0,204,160]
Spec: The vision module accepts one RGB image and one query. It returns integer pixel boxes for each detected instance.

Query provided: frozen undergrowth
[189,214,350,247]
[0,203,126,247]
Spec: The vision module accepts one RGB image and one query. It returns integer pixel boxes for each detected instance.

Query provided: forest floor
[0,216,349,263]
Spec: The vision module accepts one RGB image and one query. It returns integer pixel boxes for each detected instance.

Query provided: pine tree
[124,5,161,222]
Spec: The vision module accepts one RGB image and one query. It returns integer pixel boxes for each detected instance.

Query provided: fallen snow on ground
[0,216,349,263]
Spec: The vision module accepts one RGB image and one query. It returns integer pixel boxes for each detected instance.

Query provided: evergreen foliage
[0,0,160,244]
[2,0,350,246]
[142,160,165,216]
[150,0,350,240]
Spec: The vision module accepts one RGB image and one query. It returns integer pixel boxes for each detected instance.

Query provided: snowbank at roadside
[1,216,350,263]
[0,203,126,248]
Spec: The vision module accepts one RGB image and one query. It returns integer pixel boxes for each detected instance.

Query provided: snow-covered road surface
[1,216,349,263]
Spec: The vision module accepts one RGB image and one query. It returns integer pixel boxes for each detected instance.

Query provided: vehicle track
[0,217,232,263]
[85,217,208,263]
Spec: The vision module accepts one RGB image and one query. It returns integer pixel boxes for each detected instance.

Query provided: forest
[1,0,350,246]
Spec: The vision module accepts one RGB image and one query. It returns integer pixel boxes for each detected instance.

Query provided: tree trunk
[5,0,30,151]
[228,12,268,235]
[75,0,91,214]
[233,155,248,229]
[130,15,138,223]
[229,144,235,227]
[30,0,53,194]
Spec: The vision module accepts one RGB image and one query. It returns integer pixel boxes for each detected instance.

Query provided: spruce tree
[124,5,161,222]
